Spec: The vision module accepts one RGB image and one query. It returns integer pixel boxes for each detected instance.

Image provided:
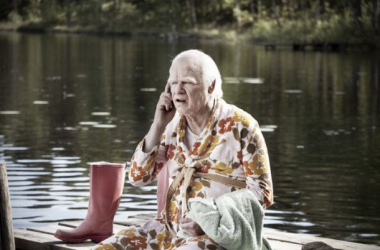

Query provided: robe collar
[175,99,225,168]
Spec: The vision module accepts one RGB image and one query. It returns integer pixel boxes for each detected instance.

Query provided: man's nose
[174,82,186,93]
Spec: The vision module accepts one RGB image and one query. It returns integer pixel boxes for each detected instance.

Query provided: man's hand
[143,82,176,152]
[180,218,205,236]
[153,82,176,129]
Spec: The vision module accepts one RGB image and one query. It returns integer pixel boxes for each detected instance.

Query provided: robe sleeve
[241,120,274,209]
[128,132,168,187]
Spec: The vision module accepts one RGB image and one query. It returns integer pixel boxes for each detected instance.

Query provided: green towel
[181,189,272,250]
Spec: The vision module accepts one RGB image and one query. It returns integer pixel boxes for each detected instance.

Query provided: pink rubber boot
[54,163,126,243]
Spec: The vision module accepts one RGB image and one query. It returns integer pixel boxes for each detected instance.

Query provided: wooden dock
[14,213,380,250]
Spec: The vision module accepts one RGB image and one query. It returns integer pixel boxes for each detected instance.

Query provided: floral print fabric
[93,222,222,250]
[93,99,273,250]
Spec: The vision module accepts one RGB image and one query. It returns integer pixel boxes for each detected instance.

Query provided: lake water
[0,32,379,246]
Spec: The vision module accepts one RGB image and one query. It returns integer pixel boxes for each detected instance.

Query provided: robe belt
[164,165,246,238]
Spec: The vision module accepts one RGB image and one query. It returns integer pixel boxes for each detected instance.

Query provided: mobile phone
[168,85,174,109]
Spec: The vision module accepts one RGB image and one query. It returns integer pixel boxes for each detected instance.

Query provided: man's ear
[209,80,216,94]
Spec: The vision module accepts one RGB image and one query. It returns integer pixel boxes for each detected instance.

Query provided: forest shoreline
[0,21,379,50]
[0,22,225,41]
[0,22,232,41]
[2,1,380,48]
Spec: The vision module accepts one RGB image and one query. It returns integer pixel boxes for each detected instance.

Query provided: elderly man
[68,50,273,250]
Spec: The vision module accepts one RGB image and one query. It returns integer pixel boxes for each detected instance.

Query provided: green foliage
[8,11,23,23]
[248,5,380,45]
[75,0,102,24]
[40,0,60,24]
[0,0,379,45]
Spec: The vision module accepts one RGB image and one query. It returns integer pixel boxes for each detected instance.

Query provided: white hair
[171,50,223,99]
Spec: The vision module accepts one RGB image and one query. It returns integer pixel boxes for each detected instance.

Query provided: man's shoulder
[222,101,258,129]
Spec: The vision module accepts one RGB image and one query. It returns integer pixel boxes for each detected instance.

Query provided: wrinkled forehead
[168,55,203,82]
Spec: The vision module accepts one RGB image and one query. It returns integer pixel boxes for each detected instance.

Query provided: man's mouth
[175,98,186,103]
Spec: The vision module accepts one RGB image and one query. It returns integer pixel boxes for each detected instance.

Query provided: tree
[0,0,13,21]
[65,0,71,27]
[350,0,363,32]
[272,0,282,29]
[315,0,320,20]
[13,0,18,15]
[234,0,242,30]
[250,0,258,23]
[186,0,197,29]
[372,0,380,30]
[170,0,178,38]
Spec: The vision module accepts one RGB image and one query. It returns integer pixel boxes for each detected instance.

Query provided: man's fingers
[163,93,173,102]
[160,92,172,102]
[180,223,193,231]
[158,100,171,111]
[159,95,173,110]
[165,82,171,94]
[180,219,196,230]
[180,222,192,228]
[180,219,204,236]
[180,218,192,224]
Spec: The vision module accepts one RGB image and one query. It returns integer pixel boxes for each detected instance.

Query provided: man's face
[168,56,211,116]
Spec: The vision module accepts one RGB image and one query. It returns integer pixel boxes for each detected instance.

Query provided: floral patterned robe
[93,99,273,250]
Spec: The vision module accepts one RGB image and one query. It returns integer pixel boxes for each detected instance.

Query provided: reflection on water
[0,32,379,246]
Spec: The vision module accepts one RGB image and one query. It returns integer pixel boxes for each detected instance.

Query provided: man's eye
[172,82,177,85]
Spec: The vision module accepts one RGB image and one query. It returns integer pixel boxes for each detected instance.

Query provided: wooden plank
[58,220,126,233]
[263,229,380,250]
[114,217,150,226]
[27,224,68,235]
[34,221,301,250]
[16,227,302,250]
[129,213,156,220]
[15,216,380,250]
[269,239,302,250]
[14,229,95,250]
[1,162,16,250]
[58,220,86,228]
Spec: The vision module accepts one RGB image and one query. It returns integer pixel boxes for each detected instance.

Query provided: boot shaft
[88,163,126,219]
